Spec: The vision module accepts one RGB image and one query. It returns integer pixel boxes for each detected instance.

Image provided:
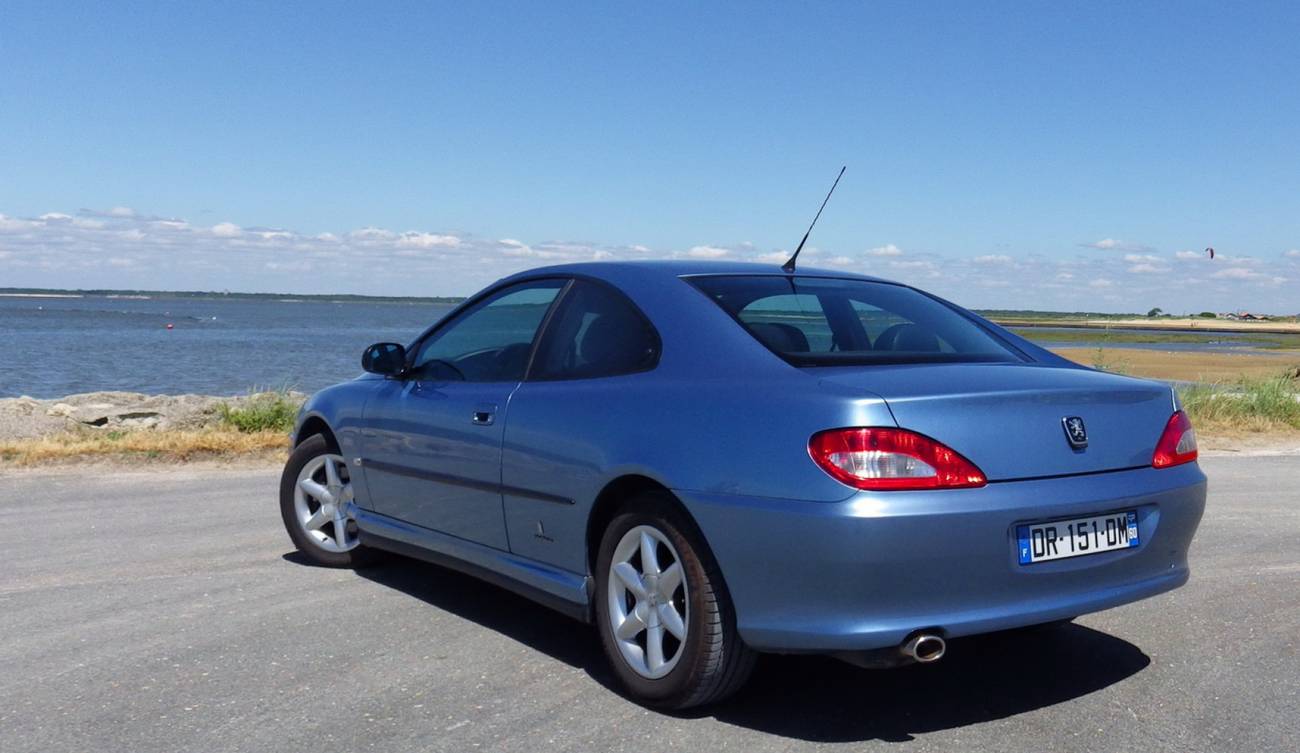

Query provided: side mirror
[362,342,407,376]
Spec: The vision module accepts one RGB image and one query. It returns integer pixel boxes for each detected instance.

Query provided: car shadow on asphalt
[702,625,1150,742]
[295,552,1151,744]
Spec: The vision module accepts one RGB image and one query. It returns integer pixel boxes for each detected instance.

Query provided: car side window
[530,280,660,380]
[411,280,565,382]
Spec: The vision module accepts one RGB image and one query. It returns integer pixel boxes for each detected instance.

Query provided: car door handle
[471,404,497,426]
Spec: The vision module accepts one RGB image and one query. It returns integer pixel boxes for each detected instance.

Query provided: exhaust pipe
[900,633,946,663]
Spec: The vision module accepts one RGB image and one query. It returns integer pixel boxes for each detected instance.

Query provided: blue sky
[2,1,1298,311]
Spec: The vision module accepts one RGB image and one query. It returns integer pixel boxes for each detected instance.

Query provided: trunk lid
[814,362,1175,481]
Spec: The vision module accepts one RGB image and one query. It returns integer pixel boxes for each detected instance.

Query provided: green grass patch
[1179,376,1300,433]
[218,391,301,433]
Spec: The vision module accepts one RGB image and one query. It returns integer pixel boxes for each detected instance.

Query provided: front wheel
[594,494,755,709]
[279,434,376,567]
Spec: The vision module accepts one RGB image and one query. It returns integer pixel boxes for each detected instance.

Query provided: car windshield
[687,275,1024,366]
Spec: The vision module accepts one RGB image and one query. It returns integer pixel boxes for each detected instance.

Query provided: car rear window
[686,275,1024,366]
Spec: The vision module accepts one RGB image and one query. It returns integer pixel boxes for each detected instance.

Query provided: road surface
[1,457,1296,752]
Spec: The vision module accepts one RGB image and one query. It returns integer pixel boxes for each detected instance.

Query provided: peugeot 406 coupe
[280,261,1206,708]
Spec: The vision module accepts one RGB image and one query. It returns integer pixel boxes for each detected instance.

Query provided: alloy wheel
[293,453,359,553]
[606,525,689,679]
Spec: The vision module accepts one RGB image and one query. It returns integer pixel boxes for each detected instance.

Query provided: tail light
[809,427,987,490]
[1152,410,1198,468]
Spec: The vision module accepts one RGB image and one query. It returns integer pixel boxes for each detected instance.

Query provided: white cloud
[1212,267,1259,280]
[498,239,535,257]
[1285,249,1300,258]
[1175,250,1202,260]
[107,206,136,217]
[1081,238,1153,252]
[685,245,730,258]
[265,260,313,272]
[349,227,396,241]
[397,231,460,249]
[4,205,1298,310]
[0,214,37,231]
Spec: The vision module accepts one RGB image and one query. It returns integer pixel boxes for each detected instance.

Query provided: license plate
[1017,511,1139,565]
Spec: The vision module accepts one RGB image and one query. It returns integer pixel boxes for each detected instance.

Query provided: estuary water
[2,294,1292,399]
[0,294,455,398]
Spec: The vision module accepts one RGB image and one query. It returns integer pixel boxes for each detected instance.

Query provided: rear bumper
[680,463,1206,652]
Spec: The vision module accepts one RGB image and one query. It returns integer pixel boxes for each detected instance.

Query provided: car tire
[279,434,378,568]
[594,492,756,709]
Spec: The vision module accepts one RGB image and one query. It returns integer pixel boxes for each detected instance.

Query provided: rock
[1,391,305,440]
[46,403,76,418]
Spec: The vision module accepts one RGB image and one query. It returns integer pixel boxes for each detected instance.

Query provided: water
[3,297,1293,398]
[0,295,455,398]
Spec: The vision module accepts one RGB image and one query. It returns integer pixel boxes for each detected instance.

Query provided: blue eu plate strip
[1016,525,1032,565]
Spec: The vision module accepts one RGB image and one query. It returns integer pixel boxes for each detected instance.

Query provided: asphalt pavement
[1,457,1296,752]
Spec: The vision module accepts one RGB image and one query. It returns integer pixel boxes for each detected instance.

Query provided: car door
[500,279,662,572]
[359,278,567,549]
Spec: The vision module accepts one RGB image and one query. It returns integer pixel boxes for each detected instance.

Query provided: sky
[2,1,1298,312]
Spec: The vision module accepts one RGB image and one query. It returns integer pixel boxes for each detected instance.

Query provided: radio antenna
[781,165,846,274]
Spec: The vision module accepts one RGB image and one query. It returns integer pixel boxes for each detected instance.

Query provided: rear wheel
[594,493,755,708]
[279,434,376,567]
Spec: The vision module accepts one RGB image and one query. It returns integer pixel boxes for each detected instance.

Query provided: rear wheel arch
[585,475,716,576]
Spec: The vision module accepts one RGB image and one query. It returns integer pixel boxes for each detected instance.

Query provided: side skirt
[356,509,593,624]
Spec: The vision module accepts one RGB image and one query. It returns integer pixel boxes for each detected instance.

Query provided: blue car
[279,261,1206,708]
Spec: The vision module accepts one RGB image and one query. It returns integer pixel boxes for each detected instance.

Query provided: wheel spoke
[646,624,665,671]
[304,508,329,531]
[323,456,342,488]
[615,611,646,640]
[657,562,682,600]
[612,562,648,600]
[333,510,351,549]
[658,603,685,640]
[639,531,660,576]
[299,478,331,504]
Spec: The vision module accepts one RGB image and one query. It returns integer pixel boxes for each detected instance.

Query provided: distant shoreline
[0,287,465,305]
[998,317,1300,335]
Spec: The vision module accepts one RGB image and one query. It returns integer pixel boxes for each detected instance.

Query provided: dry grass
[1179,377,1300,436]
[0,428,289,467]
[1053,347,1300,383]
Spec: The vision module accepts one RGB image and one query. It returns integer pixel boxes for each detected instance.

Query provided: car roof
[499,259,896,285]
